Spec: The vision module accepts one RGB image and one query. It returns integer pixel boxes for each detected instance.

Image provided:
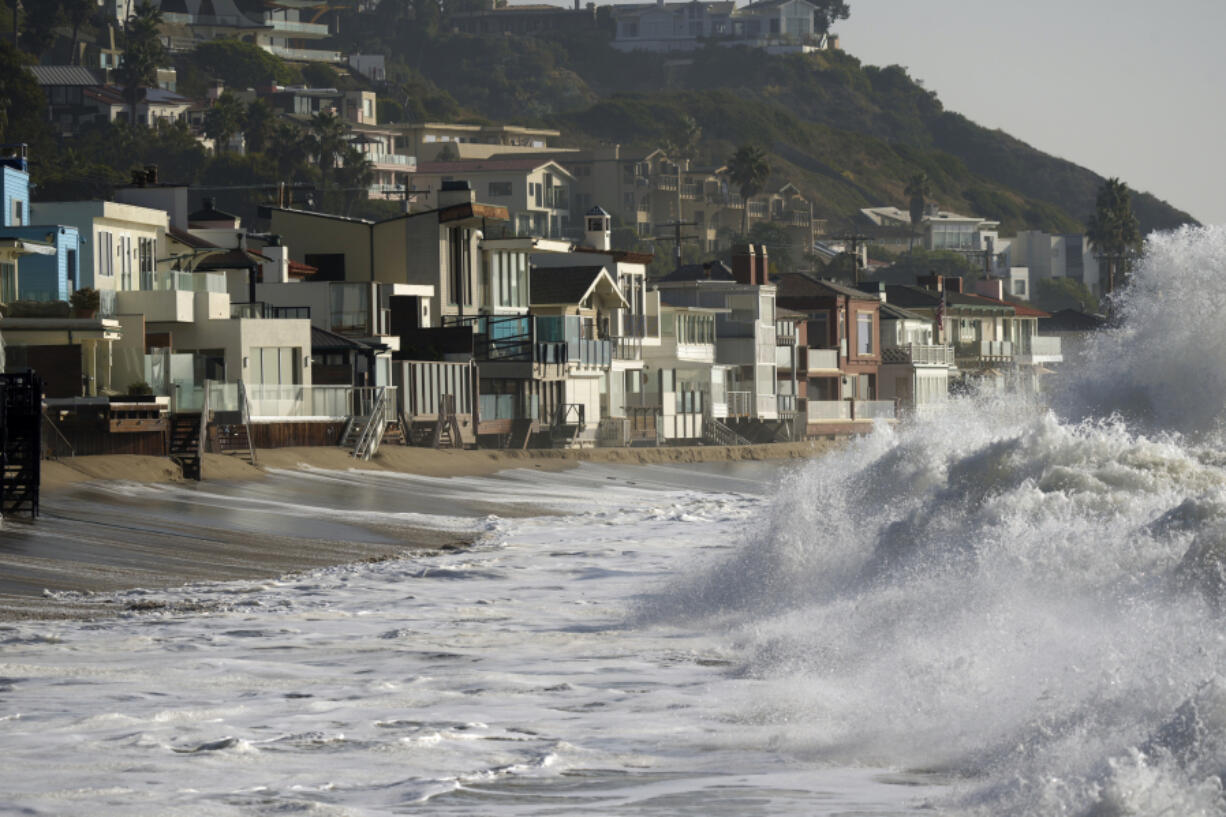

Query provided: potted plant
[69,287,100,318]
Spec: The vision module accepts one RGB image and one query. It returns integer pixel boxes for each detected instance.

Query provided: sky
[835,0,1225,227]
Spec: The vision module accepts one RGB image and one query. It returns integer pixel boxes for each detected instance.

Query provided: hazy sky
[835,0,1225,227]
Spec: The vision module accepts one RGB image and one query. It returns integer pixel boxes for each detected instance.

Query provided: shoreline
[39,439,842,491]
[5,441,841,622]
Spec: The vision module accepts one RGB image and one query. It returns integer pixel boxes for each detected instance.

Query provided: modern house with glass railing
[877,299,954,413]
[654,246,784,439]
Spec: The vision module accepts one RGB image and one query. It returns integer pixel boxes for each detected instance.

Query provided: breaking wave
[652,225,1226,815]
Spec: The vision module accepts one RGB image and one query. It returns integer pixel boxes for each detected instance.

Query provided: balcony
[807,348,839,371]
[262,44,342,63]
[265,18,330,37]
[1015,335,1063,365]
[726,390,752,418]
[368,153,417,170]
[853,400,896,421]
[116,270,228,323]
[231,302,310,320]
[955,340,1013,368]
[653,175,678,192]
[610,335,642,361]
[807,400,851,422]
[882,344,955,366]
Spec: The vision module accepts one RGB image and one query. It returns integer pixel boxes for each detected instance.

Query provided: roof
[879,302,929,321]
[530,265,623,307]
[416,158,574,177]
[188,198,240,223]
[571,245,654,265]
[612,1,735,16]
[1039,308,1108,332]
[585,205,610,218]
[311,326,379,352]
[27,65,100,86]
[774,272,879,302]
[167,225,219,249]
[883,284,1016,313]
[193,248,263,270]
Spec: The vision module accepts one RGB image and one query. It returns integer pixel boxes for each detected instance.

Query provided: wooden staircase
[704,416,752,447]
[214,421,255,463]
[169,412,204,481]
[0,371,43,520]
[341,387,392,461]
[431,395,462,449]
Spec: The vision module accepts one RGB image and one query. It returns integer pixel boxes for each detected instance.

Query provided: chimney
[261,244,290,285]
[731,243,755,285]
[437,179,475,209]
[918,273,943,292]
[944,276,963,294]
[756,244,769,285]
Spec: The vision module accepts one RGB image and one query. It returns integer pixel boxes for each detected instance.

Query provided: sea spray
[645,226,1226,815]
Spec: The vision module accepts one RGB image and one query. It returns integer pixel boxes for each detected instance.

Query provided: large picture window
[251,346,301,385]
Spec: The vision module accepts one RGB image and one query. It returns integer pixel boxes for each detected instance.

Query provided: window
[491,250,527,308]
[138,237,154,290]
[250,346,301,385]
[11,199,23,226]
[488,181,512,197]
[0,262,15,303]
[1013,279,1027,296]
[331,283,371,335]
[119,234,133,290]
[856,311,874,355]
[97,230,113,279]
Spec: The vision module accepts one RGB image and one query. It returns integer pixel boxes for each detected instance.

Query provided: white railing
[1027,336,1062,357]
[726,390,752,417]
[265,18,329,36]
[153,269,226,293]
[240,384,398,421]
[369,153,417,169]
[263,44,343,63]
[808,348,839,370]
[854,400,896,421]
[807,400,851,421]
[882,344,955,366]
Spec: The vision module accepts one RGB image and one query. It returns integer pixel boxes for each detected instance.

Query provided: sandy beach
[2,440,838,621]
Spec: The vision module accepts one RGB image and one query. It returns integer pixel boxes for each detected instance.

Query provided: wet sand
[4,441,839,621]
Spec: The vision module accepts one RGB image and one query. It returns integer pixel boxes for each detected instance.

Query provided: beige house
[410,158,575,239]
[559,145,821,253]
[393,122,570,162]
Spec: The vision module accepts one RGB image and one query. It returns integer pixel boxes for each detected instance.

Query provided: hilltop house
[410,159,575,239]
[611,0,838,53]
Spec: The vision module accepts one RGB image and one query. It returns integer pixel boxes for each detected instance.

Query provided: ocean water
[4,225,1226,815]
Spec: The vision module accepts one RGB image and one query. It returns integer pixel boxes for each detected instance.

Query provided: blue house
[0,144,81,303]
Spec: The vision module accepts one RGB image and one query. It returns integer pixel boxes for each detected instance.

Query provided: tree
[243,98,274,154]
[268,121,312,183]
[203,91,245,154]
[1086,177,1141,296]
[189,40,295,91]
[306,111,348,192]
[117,0,167,126]
[812,0,850,32]
[903,171,931,247]
[334,145,373,215]
[20,0,62,57]
[62,0,95,65]
[0,40,50,147]
[726,143,770,237]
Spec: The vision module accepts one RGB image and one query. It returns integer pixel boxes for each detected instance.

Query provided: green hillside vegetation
[346,22,1193,236]
[9,0,1196,243]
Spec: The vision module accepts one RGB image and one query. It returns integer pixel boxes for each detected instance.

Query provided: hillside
[347,22,1194,236]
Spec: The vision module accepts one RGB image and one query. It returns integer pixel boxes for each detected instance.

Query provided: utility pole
[653,219,698,273]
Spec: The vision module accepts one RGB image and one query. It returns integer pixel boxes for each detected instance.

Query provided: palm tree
[726,144,770,237]
[903,172,931,248]
[203,91,245,154]
[335,146,374,215]
[63,0,95,65]
[1086,177,1142,296]
[116,1,167,127]
[306,111,348,193]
